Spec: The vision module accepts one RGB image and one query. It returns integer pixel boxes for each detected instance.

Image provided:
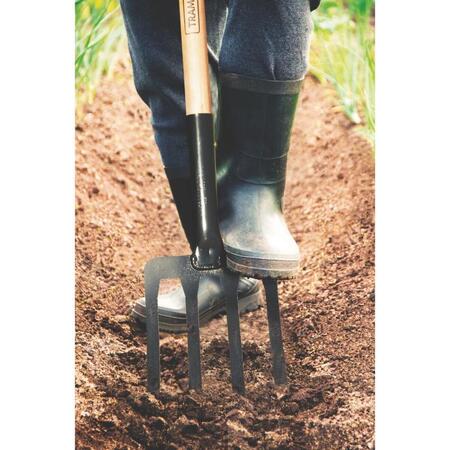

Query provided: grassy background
[75,0,375,145]
[75,0,125,113]
[310,0,375,145]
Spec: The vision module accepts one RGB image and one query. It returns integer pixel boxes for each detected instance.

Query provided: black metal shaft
[187,113,223,270]
[223,271,245,393]
[145,272,161,393]
[181,276,202,390]
[263,278,287,384]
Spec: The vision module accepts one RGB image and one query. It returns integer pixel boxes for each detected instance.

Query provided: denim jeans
[120,0,313,176]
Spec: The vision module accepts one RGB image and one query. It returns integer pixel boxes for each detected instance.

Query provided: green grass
[75,0,375,146]
[310,0,375,145]
[75,0,126,114]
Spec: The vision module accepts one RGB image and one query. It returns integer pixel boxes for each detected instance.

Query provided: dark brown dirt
[75,64,375,449]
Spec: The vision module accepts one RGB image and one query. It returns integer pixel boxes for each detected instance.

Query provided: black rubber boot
[132,275,261,332]
[132,168,261,331]
[217,73,302,279]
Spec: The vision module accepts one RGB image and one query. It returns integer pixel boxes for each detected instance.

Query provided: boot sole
[131,288,261,333]
[225,251,299,279]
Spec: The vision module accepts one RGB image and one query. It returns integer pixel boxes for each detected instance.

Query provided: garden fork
[144,0,287,394]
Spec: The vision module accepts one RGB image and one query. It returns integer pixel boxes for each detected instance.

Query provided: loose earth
[76,63,375,449]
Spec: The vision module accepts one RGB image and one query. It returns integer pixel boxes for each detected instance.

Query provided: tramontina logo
[184,0,200,34]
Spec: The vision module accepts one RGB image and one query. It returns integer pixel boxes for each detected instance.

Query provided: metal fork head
[144,256,287,394]
[144,255,245,393]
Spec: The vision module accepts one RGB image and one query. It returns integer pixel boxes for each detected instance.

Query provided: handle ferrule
[178,0,223,269]
[187,114,223,269]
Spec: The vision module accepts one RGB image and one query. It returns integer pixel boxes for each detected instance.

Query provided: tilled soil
[75,65,374,449]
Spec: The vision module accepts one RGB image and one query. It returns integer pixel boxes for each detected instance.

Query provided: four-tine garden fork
[144,0,288,394]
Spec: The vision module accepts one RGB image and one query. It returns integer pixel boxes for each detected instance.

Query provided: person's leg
[120,0,225,176]
[121,0,228,250]
[219,0,312,80]
[217,0,313,278]
[119,0,261,329]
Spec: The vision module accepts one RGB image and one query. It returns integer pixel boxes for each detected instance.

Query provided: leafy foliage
[74,0,375,146]
[310,0,375,145]
[75,0,125,113]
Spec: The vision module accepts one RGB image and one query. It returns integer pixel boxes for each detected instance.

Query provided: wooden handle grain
[179,0,212,115]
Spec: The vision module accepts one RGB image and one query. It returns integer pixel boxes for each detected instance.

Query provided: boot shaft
[217,73,302,190]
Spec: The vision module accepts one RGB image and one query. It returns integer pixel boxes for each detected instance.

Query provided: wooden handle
[179,0,212,115]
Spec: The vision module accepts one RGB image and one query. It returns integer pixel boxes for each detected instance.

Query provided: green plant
[310,0,375,145]
[75,0,126,113]
[75,0,375,146]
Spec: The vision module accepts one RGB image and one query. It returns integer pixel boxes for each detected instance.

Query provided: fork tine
[223,271,245,394]
[262,278,287,385]
[181,276,202,391]
[145,272,161,393]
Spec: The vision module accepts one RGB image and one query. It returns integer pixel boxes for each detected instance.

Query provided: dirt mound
[75,66,374,449]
